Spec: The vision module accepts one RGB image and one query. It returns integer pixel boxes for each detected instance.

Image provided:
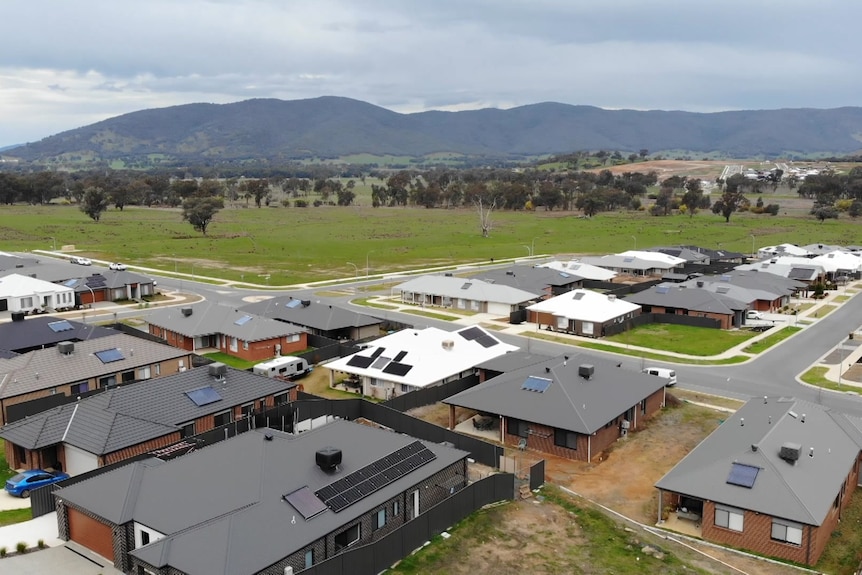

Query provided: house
[443,353,667,461]
[756,243,812,259]
[624,283,748,329]
[67,270,158,305]
[527,289,641,337]
[810,250,862,280]
[0,333,192,426]
[146,301,308,361]
[394,275,539,315]
[54,420,469,574]
[0,314,116,355]
[240,296,382,341]
[0,364,296,474]
[537,259,618,281]
[681,271,804,313]
[0,273,76,313]
[644,246,711,265]
[736,258,826,286]
[579,250,686,277]
[324,326,518,399]
[475,265,584,298]
[656,397,862,565]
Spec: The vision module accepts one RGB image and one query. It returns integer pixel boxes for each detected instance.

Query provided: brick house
[444,353,667,461]
[527,289,641,337]
[678,271,804,314]
[475,265,585,299]
[54,420,469,574]
[624,282,748,329]
[240,297,383,341]
[0,363,296,474]
[0,314,116,355]
[0,333,192,426]
[656,397,862,565]
[394,275,539,315]
[146,301,308,362]
[69,270,158,305]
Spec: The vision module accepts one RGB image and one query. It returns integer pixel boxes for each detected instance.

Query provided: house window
[230,337,238,352]
[20,296,33,308]
[369,378,380,387]
[375,508,386,530]
[715,505,744,532]
[553,429,578,450]
[304,549,314,569]
[241,402,254,418]
[242,340,249,351]
[274,392,289,405]
[507,418,528,438]
[771,519,803,545]
[155,364,161,376]
[288,334,300,343]
[141,530,150,546]
[122,370,135,383]
[138,366,151,380]
[99,375,117,388]
[213,410,232,427]
[641,399,647,415]
[70,382,89,395]
[334,523,361,551]
[393,501,399,517]
[400,384,413,394]
[180,422,195,438]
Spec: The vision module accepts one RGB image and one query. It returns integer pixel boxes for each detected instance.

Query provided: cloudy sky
[2,0,860,146]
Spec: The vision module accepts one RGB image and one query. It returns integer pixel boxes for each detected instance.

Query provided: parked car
[746,310,764,320]
[5,469,70,498]
[109,262,127,271]
[70,256,92,266]
[642,367,677,386]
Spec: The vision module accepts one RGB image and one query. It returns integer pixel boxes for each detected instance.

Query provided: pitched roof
[0,366,293,455]
[395,275,540,304]
[0,273,74,298]
[736,260,823,281]
[624,283,747,314]
[644,246,710,264]
[656,398,862,526]
[0,333,190,399]
[146,301,306,341]
[444,353,667,434]
[527,289,640,323]
[240,297,382,331]
[475,265,583,292]
[579,252,684,272]
[475,351,554,373]
[538,260,617,281]
[0,316,115,353]
[66,270,156,292]
[57,421,467,575]
[325,326,518,388]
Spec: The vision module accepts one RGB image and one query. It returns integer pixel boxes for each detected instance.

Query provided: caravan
[253,356,312,380]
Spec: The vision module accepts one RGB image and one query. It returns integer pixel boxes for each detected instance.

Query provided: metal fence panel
[529,460,545,491]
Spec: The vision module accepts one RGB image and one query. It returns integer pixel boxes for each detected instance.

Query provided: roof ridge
[750,444,818,524]
[549,361,591,433]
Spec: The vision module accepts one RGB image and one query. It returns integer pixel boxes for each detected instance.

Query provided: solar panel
[655,286,670,294]
[234,314,254,326]
[382,362,413,376]
[371,356,391,369]
[726,463,759,488]
[474,333,499,348]
[559,272,570,278]
[48,320,74,333]
[284,486,328,520]
[94,348,125,363]
[393,351,407,362]
[63,279,77,287]
[285,299,303,308]
[522,375,552,393]
[346,355,374,369]
[316,441,436,513]
[185,386,223,407]
[459,327,482,341]
[370,347,385,358]
[461,282,472,290]
[573,292,584,300]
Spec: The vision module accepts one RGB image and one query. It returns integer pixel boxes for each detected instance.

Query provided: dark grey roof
[692,270,804,299]
[624,283,747,314]
[0,366,294,455]
[0,261,83,283]
[69,270,156,292]
[240,297,382,331]
[656,398,862,526]
[677,245,746,261]
[0,349,19,359]
[146,300,306,341]
[645,247,710,264]
[476,265,583,292]
[57,421,467,575]
[0,316,115,353]
[0,254,41,270]
[444,353,667,434]
[475,351,554,373]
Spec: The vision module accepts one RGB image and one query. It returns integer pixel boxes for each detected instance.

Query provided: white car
[642,367,677,386]
[109,262,127,271]
[70,256,92,266]
[746,310,764,320]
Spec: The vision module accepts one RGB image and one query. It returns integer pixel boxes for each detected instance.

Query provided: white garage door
[64,444,99,476]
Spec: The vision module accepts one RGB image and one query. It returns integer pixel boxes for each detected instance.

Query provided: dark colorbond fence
[602,312,720,337]
[382,374,480,412]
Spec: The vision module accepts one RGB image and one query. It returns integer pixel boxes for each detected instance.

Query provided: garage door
[68,507,114,561]
[64,444,100,476]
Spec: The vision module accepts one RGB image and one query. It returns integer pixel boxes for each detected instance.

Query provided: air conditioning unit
[621,420,630,430]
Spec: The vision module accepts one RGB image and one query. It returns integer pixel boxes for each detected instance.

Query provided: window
[155,364,161,376]
[641,399,647,415]
[138,366,151,380]
[771,519,803,545]
[20,296,33,308]
[554,429,578,450]
[304,549,314,569]
[141,530,150,546]
[288,334,300,343]
[243,340,249,351]
[274,392,289,406]
[375,508,386,530]
[99,375,117,388]
[122,370,136,383]
[70,382,89,395]
[507,418,528,438]
[400,384,413,394]
[369,378,380,387]
[213,410,232,427]
[393,501,399,517]
[230,337,238,352]
[180,422,195,438]
[241,402,254,418]
[715,505,744,532]
[334,523,361,551]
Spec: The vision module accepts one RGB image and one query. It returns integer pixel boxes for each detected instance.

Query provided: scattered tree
[182,196,224,235]
[681,179,703,218]
[79,187,109,221]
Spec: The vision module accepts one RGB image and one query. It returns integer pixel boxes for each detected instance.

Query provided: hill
[7,96,862,164]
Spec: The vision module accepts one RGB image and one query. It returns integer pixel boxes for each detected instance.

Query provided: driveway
[0,511,61,550]
[0,490,31,511]
[0,545,122,574]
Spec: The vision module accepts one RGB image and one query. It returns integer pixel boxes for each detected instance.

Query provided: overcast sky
[2,0,860,147]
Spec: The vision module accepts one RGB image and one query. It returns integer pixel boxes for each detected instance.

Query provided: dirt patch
[590,160,729,180]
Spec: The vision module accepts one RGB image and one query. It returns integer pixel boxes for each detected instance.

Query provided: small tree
[79,187,109,221]
[182,196,224,235]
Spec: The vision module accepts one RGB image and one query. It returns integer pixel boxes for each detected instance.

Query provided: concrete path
[0,544,122,574]
[0,490,31,511]
[0,511,62,550]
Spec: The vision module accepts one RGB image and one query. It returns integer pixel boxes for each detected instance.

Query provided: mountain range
[7,97,862,163]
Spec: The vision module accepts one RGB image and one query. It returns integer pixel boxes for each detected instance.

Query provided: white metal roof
[528,289,640,323]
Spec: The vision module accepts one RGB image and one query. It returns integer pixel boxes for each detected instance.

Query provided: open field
[3,201,862,285]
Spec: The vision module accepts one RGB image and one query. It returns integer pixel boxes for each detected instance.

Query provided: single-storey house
[756,243,812,259]
[0,314,116,355]
[811,250,862,280]
[736,258,826,286]
[656,397,862,565]
[681,271,804,313]
[68,270,158,305]
[579,250,686,278]
[54,420,469,574]
[394,275,539,315]
[644,246,711,265]
[527,289,641,337]
[0,364,296,475]
[0,333,192,426]
[0,273,76,313]
[476,265,584,298]
[443,353,667,461]
[538,260,618,281]
[240,297,382,341]
[146,301,308,361]
[324,326,518,399]
[624,283,748,329]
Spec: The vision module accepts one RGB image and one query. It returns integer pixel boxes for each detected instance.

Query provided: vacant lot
[605,324,757,356]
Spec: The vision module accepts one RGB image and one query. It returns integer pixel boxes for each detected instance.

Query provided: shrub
[15,542,27,554]
[280,198,291,207]
[294,200,308,208]
[37,539,45,549]
[313,200,323,207]
[0,546,6,557]
[765,203,780,215]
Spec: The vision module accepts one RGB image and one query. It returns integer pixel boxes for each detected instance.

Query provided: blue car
[5,469,70,498]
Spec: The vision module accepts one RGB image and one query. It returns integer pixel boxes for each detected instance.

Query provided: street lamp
[346,262,359,278]
[750,235,756,258]
[522,245,531,257]
[49,237,56,251]
[631,236,637,250]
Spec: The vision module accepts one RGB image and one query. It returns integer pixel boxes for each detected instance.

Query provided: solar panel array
[726,462,759,488]
[458,327,482,341]
[86,274,107,289]
[521,375,552,393]
[94,348,125,363]
[458,326,498,348]
[655,285,670,294]
[382,362,412,376]
[573,292,584,300]
[47,320,74,333]
[185,386,223,406]
[346,355,374,369]
[316,441,436,513]
[234,315,254,326]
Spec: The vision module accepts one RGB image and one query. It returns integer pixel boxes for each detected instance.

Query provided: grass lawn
[350,298,398,310]
[817,488,862,575]
[201,352,259,370]
[400,309,460,321]
[742,327,802,353]
[811,304,837,317]
[799,367,862,393]
[0,452,14,483]
[0,508,32,528]
[605,324,757,356]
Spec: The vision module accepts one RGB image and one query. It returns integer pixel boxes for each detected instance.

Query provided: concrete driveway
[0,545,122,574]
[0,511,61,550]
[0,490,31,511]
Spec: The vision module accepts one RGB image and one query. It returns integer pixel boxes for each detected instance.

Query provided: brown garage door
[68,507,114,561]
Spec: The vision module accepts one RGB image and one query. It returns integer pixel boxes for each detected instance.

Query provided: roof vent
[506,270,515,276]
[751,444,758,452]
[264,433,274,441]
[316,446,342,471]
[14,264,23,268]
[208,362,227,378]
[779,442,802,462]
[444,272,453,276]
[58,341,75,355]
[607,294,616,301]
[301,300,311,307]
[442,339,454,350]
[578,364,595,379]
[11,311,25,322]
[181,307,193,317]
[696,281,704,288]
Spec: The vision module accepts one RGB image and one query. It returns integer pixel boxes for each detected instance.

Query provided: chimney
[578,364,594,379]
[316,447,342,471]
[181,307,193,317]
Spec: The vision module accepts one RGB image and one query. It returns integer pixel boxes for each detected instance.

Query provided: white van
[253,356,312,380]
[642,367,677,386]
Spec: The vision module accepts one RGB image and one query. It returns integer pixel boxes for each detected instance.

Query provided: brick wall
[101,432,182,466]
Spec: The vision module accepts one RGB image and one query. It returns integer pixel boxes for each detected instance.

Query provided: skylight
[285,299,303,308]
[234,315,254,326]
[522,376,552,393]
[48,320,74,333]
[94,348,125,363]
